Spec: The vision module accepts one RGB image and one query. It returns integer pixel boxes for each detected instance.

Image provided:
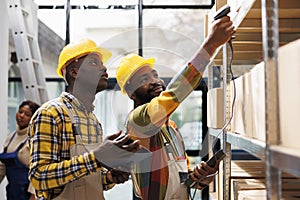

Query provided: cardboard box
[278,39,300,149]
[231,179,265,200]
[217,161,266,200]
[249,62,265,141]
[237,189,300,200]
[231,161,265,179]
[217,160,300,200]
[207,88,224,129]
[241,72,254,138]
[216,161,224,200]
[207,62,265,141]
[282,191,300,200]
[230,76,247,136]
[238,190,266,200]
[230,62,266,141]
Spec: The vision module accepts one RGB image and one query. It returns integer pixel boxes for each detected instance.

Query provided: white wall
[0,0,9,199]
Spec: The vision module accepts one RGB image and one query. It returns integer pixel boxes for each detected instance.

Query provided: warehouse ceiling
[33,0,300,78]
[34,0,214,78]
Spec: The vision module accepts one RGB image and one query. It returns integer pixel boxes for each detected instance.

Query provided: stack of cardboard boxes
[217,160,300,200]
[208,38,300,199]
[207,62,266,142]
[208,39,300,147]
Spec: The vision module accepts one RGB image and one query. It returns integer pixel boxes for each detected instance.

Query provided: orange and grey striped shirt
[128,50,210,200]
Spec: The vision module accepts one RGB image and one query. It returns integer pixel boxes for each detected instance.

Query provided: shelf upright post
[221,41,232,200]
[261,0,281,199]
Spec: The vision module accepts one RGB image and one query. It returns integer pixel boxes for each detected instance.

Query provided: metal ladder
[7,0,48,105]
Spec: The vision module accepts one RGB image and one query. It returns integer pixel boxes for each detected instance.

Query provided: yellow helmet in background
[116,53,155,94]
[56,39,112,78]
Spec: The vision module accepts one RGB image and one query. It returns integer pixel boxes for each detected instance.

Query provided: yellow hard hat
[57,39,112,78]
[116,53,155,94]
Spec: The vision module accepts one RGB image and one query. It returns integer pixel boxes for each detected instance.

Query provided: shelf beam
[270,145,300,177]
[209,129,266,160]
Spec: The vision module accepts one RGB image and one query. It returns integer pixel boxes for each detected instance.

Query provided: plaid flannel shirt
[28,92,114,199]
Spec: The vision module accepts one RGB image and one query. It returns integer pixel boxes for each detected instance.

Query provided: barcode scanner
[214,5,236,41]
[214,5,231,20]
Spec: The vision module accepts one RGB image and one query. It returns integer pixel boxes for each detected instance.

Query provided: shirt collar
[61,92,95,112]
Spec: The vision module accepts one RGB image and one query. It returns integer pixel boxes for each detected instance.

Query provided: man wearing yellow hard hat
[28,39,141,199]
[116,16,235,199]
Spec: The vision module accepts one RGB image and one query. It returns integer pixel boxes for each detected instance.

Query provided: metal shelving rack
[210,129,266,160]
[261,0,281,199]
[207,0,300,199]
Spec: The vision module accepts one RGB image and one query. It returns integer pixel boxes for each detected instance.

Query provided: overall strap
[16,138,28,152]
[58,99,82,144]
[3,131,17,153]
[58,99,75,123]
[161,121,186,159]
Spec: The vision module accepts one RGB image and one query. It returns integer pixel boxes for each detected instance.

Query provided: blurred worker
[0,100,40,200]
[116,16,235,199]
[28,39,141,199]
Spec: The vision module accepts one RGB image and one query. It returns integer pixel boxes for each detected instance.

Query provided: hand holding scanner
[185,149,226,187]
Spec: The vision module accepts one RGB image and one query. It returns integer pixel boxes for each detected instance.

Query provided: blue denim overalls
[0,131,31,200]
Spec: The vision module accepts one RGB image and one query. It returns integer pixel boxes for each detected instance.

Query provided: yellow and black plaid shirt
[28,92,113,199]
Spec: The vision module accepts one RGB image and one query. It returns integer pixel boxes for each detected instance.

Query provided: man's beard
[135,82,166,104]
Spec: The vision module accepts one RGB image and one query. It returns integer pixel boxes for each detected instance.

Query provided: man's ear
[129,92,136,100]
[68,67,78,79]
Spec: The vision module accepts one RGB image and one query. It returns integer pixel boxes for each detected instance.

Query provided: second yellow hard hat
[116,53,155,94]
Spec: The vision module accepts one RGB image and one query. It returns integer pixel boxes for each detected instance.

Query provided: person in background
[28,39,141,199]
[116,16,235,199]
[0,100,40,200]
